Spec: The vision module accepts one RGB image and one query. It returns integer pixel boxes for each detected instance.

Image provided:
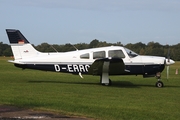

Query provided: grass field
[0,57,180,120]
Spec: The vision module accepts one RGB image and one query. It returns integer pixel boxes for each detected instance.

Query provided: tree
[125,42,146,54]
[0,42,12,56]
[3,47,12,56]
[139,48,145,55]
[89,39,99,48]
[1,40,180,60]
[35,43,53,52]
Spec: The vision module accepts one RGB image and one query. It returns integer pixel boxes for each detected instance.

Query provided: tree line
[1,39,180,60]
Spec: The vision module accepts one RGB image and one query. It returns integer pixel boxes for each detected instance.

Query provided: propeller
[167,65,169,79]
[167,49,170,79]
[165,48,175,79]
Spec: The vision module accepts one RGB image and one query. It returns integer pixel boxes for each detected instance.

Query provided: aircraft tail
[6,29,40,60]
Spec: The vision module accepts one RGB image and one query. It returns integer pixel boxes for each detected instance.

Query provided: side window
[108,50,125,58]
[93,51,105,59]
[80,53,90,59]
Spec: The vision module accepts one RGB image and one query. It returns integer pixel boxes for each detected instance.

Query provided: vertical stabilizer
[6,29,40,60]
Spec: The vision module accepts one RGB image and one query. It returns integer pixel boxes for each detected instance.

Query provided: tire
[156,81,164,88]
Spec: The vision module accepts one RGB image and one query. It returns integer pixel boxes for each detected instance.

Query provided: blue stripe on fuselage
[14,63,165,76]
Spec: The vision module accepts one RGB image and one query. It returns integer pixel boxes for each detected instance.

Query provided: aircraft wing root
[88,58,126,75]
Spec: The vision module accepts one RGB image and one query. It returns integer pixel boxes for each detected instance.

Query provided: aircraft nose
[165,58,175,65]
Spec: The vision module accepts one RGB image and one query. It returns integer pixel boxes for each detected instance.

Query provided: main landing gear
[155,72,164,88]
[100,75,112,86]
[99,61,112,86]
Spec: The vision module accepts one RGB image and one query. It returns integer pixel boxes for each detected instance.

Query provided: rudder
[6,29,40,60]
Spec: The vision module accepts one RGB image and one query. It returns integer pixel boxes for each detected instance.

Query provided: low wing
[88,57,128,75]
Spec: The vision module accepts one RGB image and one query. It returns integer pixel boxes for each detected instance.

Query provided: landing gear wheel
[102,83,109,86]
[156,81,164,88]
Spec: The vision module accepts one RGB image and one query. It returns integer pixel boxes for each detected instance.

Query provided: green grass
[0,57,180,120]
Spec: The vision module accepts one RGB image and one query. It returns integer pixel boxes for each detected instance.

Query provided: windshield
[124,47,138,58]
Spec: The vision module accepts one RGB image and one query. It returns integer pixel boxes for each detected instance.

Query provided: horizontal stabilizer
[8,60,25,64]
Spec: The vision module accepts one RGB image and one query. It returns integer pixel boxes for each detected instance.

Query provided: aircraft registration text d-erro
[6,29,175,87]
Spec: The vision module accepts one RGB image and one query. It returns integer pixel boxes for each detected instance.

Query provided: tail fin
[6,29,40,60]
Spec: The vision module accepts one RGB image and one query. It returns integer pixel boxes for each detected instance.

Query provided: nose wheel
[155,72,164,88]
[156,81,164,88]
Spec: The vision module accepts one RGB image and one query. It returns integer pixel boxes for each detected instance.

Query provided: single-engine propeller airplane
[6,29,175,87]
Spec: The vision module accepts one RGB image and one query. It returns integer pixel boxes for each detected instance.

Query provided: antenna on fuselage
[50,44,59,53]
[69,42,78,51]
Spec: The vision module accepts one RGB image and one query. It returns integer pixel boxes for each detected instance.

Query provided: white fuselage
[11,46,174,76]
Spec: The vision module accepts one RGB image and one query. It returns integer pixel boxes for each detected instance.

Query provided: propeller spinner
[165,58,175,79]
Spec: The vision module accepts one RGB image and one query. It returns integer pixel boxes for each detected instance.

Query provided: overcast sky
[0,0,180,45]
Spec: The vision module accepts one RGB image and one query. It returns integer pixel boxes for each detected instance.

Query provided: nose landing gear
[155,72,164,88]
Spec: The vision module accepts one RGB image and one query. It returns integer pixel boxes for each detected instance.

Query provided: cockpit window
[124,47,138,58]
[93,51,105,59]
[80,53,89,59]
[108,50,125,58]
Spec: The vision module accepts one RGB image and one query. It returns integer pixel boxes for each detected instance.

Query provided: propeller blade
[167,49,170,62]
[165,47,174,80]
[167,65,169,79]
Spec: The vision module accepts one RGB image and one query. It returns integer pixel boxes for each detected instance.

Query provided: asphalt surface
[0,105,90,120]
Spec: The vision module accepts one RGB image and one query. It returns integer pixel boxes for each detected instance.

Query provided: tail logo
[24,50,29,53]
[18,40,25,44]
